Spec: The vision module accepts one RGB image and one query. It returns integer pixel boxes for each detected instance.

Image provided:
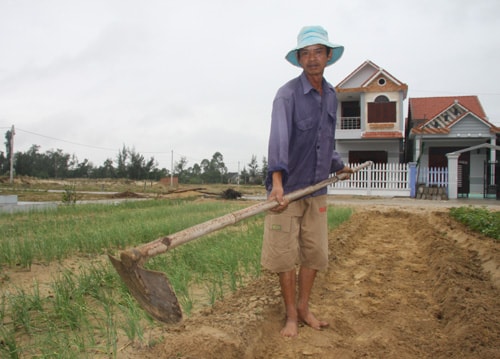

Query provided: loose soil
[116,200,500,359]
[4,198,500,358]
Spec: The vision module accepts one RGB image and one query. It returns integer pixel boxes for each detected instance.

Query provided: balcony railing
[338,117,361,130]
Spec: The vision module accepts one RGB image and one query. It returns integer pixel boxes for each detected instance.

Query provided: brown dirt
[115,201,500,359]
[109,191,145,199]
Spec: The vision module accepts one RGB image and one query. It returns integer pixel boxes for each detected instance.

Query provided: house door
[457,154,470,197]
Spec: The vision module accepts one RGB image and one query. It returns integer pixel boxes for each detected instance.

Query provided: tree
[5,138,240,183]
[71,158,93,178]
[0,151,6,175]
[4,130,13,175]
[14,145,44,177]
[247,155,260,184]
[46,149,71,178]
[128,148,147,180]
[211,152,227,182]
[175,156,189,183]
[240,166,249,184]
[201,152,228,183]
[261,156,268,184]
[116,146,129,178]
[92,158,115,178]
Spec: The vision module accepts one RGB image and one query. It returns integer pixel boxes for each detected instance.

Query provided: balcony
[336,117,362,139]
[338,117,361,130]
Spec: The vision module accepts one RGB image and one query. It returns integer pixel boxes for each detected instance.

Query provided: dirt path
[125,204,500,359]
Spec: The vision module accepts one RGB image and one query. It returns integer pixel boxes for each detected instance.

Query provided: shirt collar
[299,71,333,95]
[300,72,315,94]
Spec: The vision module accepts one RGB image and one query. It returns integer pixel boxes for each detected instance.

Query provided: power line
[15,127,118,152]
[12,127,180,155]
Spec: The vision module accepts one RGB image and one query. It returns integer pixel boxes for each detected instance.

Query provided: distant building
[160,176,178,187]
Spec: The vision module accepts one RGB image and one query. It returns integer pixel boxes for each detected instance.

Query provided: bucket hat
[285,26,344,67]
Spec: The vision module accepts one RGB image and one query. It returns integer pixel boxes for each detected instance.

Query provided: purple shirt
[266,72,344,196]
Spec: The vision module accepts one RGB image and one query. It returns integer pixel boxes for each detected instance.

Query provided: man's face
[297,45,332,76]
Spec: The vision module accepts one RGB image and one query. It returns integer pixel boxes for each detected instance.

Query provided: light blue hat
[285,26,344,67]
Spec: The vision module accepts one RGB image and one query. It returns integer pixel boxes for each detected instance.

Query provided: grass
[0,196,354,358]
[449,206,500,240]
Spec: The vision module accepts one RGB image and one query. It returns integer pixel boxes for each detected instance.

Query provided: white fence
[417,167,448,188]
[328,162,411,197]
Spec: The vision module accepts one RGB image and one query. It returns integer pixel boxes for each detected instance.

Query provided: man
[261,26,353,337]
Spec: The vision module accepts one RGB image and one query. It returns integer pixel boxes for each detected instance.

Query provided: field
[1,179,500,358]
[127,200,500,359]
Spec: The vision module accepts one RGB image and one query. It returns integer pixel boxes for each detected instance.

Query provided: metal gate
[484,161,499,199]
[457,158,470,197]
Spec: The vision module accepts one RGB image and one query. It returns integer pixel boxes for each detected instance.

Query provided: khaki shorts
[261,195,328,273]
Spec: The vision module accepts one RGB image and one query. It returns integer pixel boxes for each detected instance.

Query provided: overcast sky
[1,0,499,173]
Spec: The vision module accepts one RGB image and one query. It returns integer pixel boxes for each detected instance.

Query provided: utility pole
[237,161,240,186]
[9,125,15,184]
[170,150,174,187]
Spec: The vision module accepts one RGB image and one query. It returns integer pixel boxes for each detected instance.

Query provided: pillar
[446,152,460,199]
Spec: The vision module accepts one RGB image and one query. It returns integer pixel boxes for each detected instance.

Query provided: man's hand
[269,185,289,212]
[336,166,354,180]
[269,171,289,212]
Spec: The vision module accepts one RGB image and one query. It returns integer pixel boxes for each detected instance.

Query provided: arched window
[368,96,396,123]
[374,95,389,103]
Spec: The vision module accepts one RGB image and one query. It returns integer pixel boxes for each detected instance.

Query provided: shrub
[449,206,500,240]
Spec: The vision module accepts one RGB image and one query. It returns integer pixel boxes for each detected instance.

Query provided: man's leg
[279,269,299,337]
[297,266,329,329]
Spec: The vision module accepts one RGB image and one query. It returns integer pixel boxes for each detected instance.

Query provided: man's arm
[269,171,289,211]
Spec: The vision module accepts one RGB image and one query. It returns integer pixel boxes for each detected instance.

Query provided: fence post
[367,163,373,195]
[409,162,417,198]
[446,153,459,199]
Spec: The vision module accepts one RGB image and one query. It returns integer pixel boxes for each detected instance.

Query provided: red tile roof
[409,96,487,121]
[409,95,500,135]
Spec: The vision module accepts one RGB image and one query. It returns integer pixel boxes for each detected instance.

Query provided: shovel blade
[108,254,182,323]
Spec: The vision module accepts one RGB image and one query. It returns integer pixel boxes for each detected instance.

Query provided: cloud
[1,0,499,173]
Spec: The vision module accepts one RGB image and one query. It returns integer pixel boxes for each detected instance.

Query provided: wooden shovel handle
[120,161,372,266]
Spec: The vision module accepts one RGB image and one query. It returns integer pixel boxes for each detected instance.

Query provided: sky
[1,0,499,173]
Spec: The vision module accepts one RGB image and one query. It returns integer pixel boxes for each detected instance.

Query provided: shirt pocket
[296,116,315,131]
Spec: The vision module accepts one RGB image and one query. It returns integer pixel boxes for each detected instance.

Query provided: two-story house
[335,60,408,164]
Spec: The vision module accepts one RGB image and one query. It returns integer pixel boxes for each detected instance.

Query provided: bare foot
[280,318,298,337]
[298,309,329,330]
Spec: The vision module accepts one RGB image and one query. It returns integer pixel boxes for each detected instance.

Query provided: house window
[340,101,361,129]
[374,95,389,103]
[341,101,360,117]
[378,78,386,86]
[349,151,388,164]
[368,101,396,123]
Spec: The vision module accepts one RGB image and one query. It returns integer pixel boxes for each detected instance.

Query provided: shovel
[109,161,372,323]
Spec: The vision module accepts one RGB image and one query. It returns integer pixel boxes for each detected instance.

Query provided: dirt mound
[125,207,500,359]
[109,191,145,199]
